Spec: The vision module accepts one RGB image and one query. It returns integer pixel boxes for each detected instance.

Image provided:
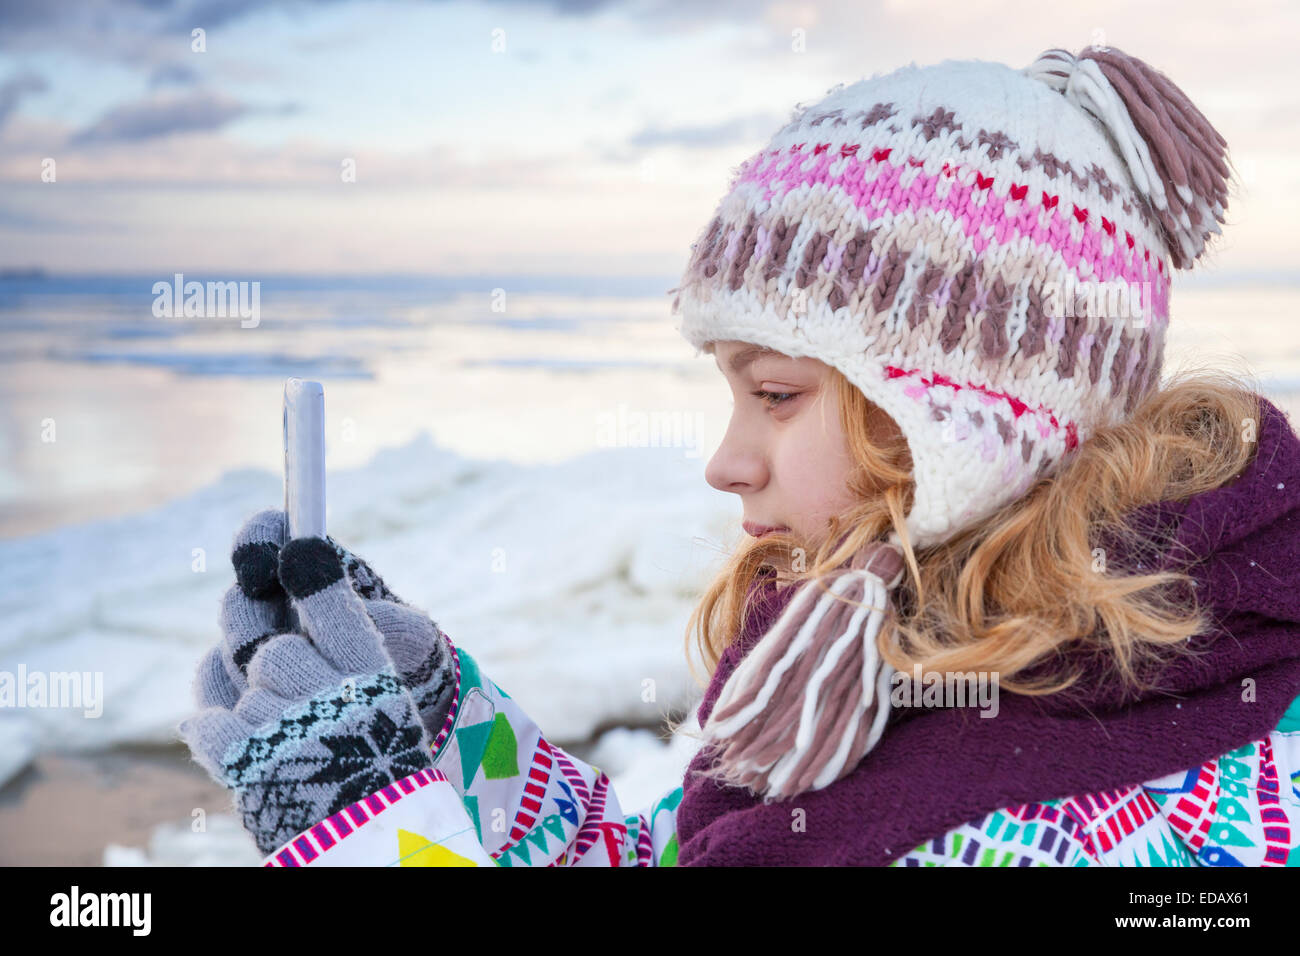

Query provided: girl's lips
[743,521,789,538]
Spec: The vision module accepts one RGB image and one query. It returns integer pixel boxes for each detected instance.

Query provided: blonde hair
[676,357,1264,728]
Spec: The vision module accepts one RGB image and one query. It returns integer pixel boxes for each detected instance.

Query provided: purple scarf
[677,394,1300,866]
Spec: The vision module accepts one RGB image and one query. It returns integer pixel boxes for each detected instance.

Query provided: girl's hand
[180,536,435,855]
[195,508,456,743]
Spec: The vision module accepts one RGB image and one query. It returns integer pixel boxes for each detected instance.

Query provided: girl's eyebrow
[727,345,783,375]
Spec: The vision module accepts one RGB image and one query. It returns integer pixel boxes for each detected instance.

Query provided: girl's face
[705,340,898,549]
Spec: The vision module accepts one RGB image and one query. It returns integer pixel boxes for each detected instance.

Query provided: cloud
[0,0,166,56]
[0,0,641,51]
[627,111,786,150]
[0,71,49,129]
[0,0,742,59]
[477,0,623,13]
[0,0,60,32]
[148,62,202,88]
[68,91,254,146]
[0,119,587,189]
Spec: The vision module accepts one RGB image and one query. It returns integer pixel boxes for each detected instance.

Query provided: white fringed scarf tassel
[700,535,907,801]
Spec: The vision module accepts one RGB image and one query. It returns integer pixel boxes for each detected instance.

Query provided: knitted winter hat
[671,44,1235,801]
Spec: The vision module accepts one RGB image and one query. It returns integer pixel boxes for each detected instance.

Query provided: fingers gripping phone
[283,378,326,633]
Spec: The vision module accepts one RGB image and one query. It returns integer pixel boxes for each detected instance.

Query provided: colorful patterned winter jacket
[259,632,1300,867]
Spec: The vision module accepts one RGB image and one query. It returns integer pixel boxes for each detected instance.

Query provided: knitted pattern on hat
[670,45,1236,550]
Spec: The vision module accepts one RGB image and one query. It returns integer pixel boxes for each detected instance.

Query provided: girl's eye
[752,389,796,409]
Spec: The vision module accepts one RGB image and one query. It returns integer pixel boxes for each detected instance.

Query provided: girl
[181,44,1300,866]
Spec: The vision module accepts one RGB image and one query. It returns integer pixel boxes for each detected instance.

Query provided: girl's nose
[705,423,767,494]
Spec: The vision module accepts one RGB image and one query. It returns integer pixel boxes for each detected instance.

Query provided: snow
[0,430,737,843]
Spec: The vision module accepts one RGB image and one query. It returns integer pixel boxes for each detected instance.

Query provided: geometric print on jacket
[261,638,1300,868]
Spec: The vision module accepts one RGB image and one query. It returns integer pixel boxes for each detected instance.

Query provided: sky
[0,0,1296,277]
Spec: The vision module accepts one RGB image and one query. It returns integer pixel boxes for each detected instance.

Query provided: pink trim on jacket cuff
[263,767,450,867]
[430,637,463,760]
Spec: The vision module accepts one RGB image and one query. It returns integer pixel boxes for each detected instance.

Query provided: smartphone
[283,378,326,632]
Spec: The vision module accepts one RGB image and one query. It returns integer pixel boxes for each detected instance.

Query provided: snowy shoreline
[0,430,736,815]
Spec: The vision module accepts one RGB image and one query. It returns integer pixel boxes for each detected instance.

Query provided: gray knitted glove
[180,536,438,856]
[194,508,456,744]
